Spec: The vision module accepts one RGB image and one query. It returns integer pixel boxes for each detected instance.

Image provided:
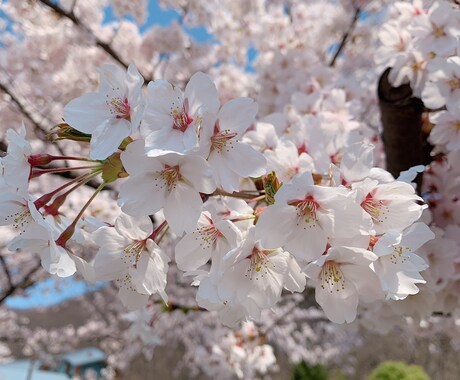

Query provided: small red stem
[148,220,168,241]
[30,165,101,178]
[34,171,100,210]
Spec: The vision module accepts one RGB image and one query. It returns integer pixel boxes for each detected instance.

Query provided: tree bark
[378,68,426,190]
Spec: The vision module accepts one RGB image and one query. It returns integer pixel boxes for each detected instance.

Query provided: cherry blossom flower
[333,143,393,186]
[354,178,426,235]
[204,196,255,233]
[264,139,314,184]
[64,62,145,160]
[429,106,460,152]
[422,57,460,109]
[417,230,460,292]
[375,22,413,67]
[175,211,242,273]
[118,140,216,235]
[26,238,76,278]
[388,50,427,97]
[410,1,458,56]
[304,246,383,323]
[92,213,169,308]
[0,192,48,248]
[0,192,76,277]
[142,72,220,156]
[2,124,32,194]
[198,97,267,192]
[242,121,280,153]
[197,227,305,326]
[372,222,434,300]
[256,172,373,263]
[196,274,256,328]
[220,227,306,311]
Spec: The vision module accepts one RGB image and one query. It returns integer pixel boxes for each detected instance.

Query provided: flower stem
[56,181,106,247]
[148,220,168,241]
[155,225,170,245]
[34,170,101,210]
[30,165,102,178]
[211,188,265,199]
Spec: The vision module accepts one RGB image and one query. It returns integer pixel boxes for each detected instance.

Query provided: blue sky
[6,277,106,309]
[104,1,215,43]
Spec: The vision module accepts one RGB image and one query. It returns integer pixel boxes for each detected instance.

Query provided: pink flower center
[289,195,319,224]
[432,24,446,38]
[448,77,460,91]
[160,165,181,192]
[197,219,224,250]
[246,246,271,280]
[320,261,345,293]
[389,246,409,265]
[360,193,390,224]
[107,97,131,120]
[211,122,238,153]
[171,99,194,132]
[123,239,148,267]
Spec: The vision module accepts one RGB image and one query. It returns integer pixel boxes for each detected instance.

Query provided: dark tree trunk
[378,68,427,191]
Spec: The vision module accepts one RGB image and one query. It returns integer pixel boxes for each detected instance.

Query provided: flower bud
[50,123,91,143]
[263,171,281,205]
[102,152,128,184]
[28,154,54,167]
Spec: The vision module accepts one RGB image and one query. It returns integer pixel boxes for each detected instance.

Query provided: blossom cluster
[0,62,435,327]
[377,0,460,160]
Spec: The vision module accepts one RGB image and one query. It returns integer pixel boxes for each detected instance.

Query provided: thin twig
[329,7,361,67]
[0,261,43,305]
[0,255,13,289]
[37,0,151,82]
[0,81,51,139]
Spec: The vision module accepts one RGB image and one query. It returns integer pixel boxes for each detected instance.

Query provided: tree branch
[37,0,151,82]
[0,81,51,139]
[0,261,43,305]
[329,7,361,67]
[0,255,13,289]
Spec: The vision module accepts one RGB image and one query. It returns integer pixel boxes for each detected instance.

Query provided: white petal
[283,255,306,293]
[118,287,149,310]
[180,155,216,193]
[64,93,110,134]
[217,97,258,135]
[223,142,267,178]
[121,139,163,175]
[255,205,297,249]
[341,264,384,302]
[90,119,131,160]
[115,213,153,241]
[118,173,167,216]
[130,242,169,303]
[316,275,358,324]
[164,182,202,235]
[175,229,213,272]
[185,72,220,115]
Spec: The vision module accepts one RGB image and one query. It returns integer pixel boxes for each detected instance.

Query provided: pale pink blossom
[256,172,373,263]
[199,97,267,192]
[304,246,383,323]
[372,222,434,300]
[422,57,460,109]
[64,63,145,160]
[142,72,220,156]
[92,213,169,308]
[118,140,216,235]
[354,179,426,235]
